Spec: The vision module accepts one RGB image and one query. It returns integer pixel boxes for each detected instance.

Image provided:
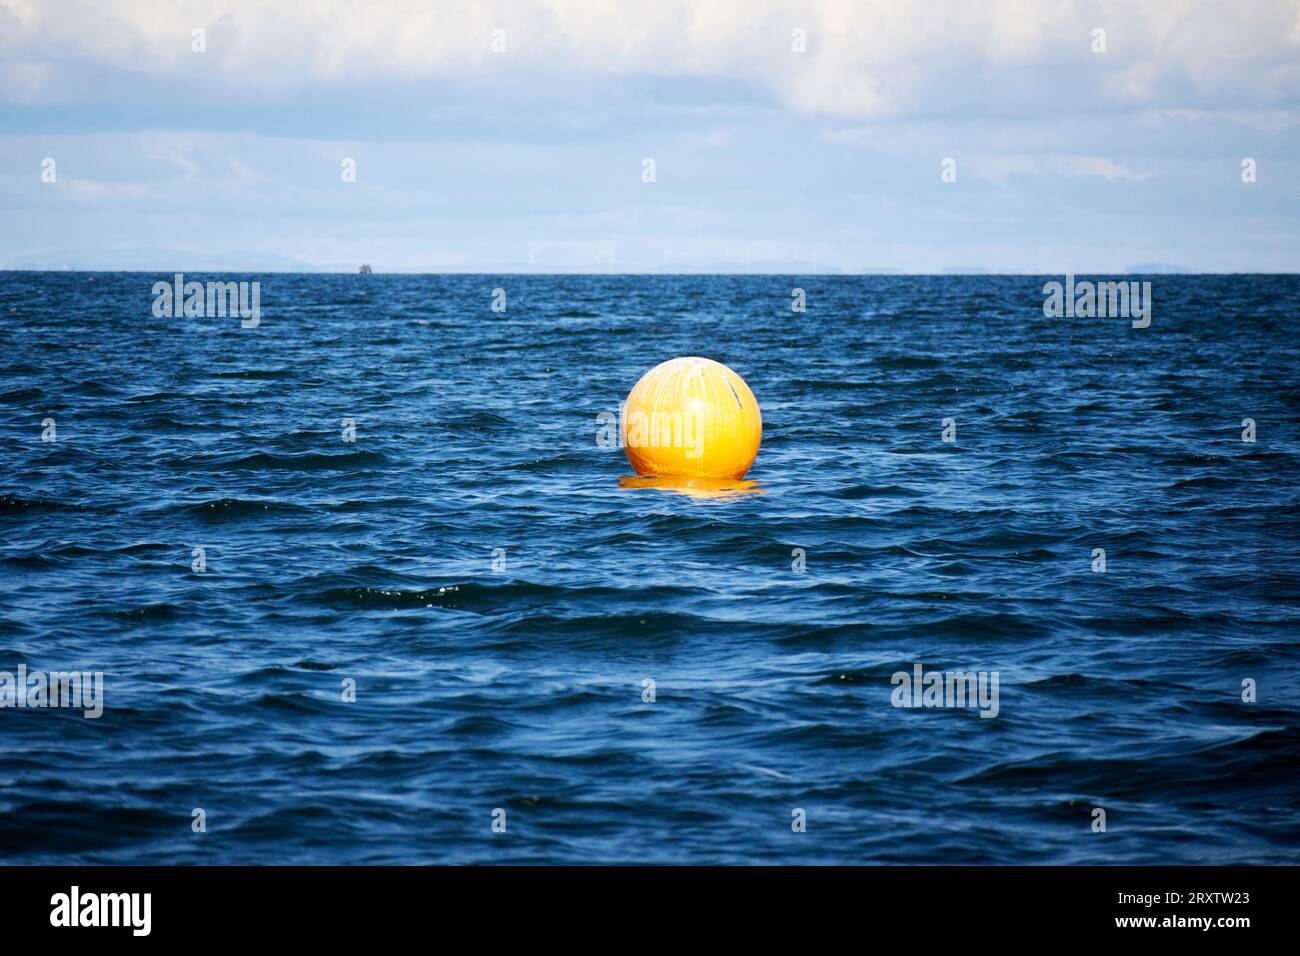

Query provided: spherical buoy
[621,357,762,480]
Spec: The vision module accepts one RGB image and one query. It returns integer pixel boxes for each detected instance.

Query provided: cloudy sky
[2,0,1298,272]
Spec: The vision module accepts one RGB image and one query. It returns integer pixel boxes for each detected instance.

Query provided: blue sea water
[1,271,1297,865]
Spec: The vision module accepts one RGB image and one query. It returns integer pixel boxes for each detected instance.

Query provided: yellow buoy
[621,357,762,480]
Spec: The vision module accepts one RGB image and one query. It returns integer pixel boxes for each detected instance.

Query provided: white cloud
[1053,155,1149,181]
[64,178,154,202]
[1147,107,1300,133]
[226,158,263,187]
[2,0,1298,117]
[3,2,1298,273]
[147,147,199,180]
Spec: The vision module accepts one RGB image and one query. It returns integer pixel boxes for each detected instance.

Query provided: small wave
[873,354,942,369]
[250,692,333,716]
[1,387,43,402]
[114,542,174,556]
[829,483,923,499]
[0,802,175,854]
[210,368,293,379]
[110,603,181,621]
[0,494,86,515]
[180,497,315,520]
[312,584,464,610]
[1169,475,1234,489]
[124,390,191,404]
[217,450,392,472]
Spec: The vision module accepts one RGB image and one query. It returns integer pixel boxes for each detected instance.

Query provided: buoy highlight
[621,357,762,480]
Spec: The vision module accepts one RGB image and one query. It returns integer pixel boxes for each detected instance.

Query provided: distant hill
[1125,262,1191,274]
[2,248,324,272]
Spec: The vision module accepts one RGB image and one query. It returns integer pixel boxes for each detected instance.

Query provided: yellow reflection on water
[617,474,764,499]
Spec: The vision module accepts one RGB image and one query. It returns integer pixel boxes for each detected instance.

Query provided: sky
[1,0,1298,273]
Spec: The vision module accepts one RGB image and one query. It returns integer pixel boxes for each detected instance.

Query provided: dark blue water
[2,272,1297,864]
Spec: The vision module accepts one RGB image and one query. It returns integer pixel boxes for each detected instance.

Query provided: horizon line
[4,268,1296,277]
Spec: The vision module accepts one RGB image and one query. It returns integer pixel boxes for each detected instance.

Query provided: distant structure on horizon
[358,264,373,274]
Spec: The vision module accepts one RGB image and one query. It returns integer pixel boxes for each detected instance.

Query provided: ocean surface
[1,271,1297,865]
